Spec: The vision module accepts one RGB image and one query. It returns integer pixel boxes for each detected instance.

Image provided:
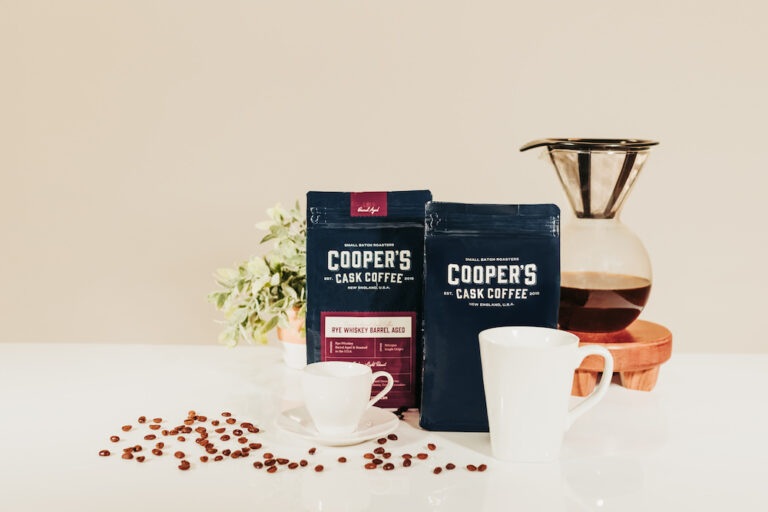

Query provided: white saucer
[275,406,399,446]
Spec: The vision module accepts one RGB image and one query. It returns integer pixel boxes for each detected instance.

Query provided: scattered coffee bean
[215,428,225,434]
[338,457,347,463]
[149,425,160,430]
[196,455,207,463]
[226,418,236,425]
[314,465,324,472]
[183,419,194,425]
[299,460,308,467]
[308,447,316,455]
[182,427,192,434]
[372,459,383,465]
[387,434,398,441]
[277,458,288,465]
[248,427,260,433]
[144,434,156,440]
[123,447,133,452]
[178,460,190,471]
[383,463,395,471]
[403,459,412,467]
[161,430,169,436]
[446,463,456,470]
[402,454,412,459]
[249,443,262,450]
[121,425,131,432]
[383,453,391,459]
[211,420,220,426]
[220,435,230,441]
[417,453,428,460]
[222,449,231,456]
[232,429,243,436]
[253,461,263,469]
[466,464,477,472]
[433,467,442,474]
[206,447,217,454]
[214,455,223,461]
[365,463,377,469]
[197,415,207,422]
[374,447,385,454]
[99,450,110,457]
[156,442,164,449]
[427,443,436,451]
[238,437,247,444]
[265,459,276,467]
[231,451,241,459]
[133,445,142,452]
[174,451,185,459]
[110,436,120,443]
[267,466,277,473]
[138,416,146,423]
[136,456,145,463]
[377,438,387,444]
[288,462,298,469]
[152,418,162,423]
[264,452,274,459]
[122,452,133,460]
[188,410,196,417]
[177,436,186,442]
[478,464,487,472]
[152,449,162,456]
[222,412,232,417]
[364,453,374,459]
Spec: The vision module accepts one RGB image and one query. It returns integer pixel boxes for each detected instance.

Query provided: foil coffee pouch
[419,202,561,431]
[306,190,432,409]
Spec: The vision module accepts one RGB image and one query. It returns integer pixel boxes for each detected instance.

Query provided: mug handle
[566,345,614,429]
[367,371,394,408]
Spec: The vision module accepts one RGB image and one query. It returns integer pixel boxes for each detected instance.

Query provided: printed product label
[350,192,388,217]
[321,312,416,405]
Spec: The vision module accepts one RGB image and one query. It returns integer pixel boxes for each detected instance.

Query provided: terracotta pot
[277,306,306,369]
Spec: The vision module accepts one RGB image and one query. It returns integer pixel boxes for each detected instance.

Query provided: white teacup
[479,326,613,462]
[301,361,394,435]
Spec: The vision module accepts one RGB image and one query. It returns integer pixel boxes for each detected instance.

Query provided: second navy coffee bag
[306,190,432,409]
[419,202,561,431]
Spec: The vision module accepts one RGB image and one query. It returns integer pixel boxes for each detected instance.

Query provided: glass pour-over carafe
[521,138,658,333]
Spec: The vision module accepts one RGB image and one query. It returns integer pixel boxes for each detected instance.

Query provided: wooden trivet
[570,319,672,397]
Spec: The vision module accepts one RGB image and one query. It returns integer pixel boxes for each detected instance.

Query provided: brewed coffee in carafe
[521,138,658,332]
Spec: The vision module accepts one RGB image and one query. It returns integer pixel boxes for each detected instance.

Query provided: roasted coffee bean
[121,425,132,432]
[383,463,395,470]
[365,463,377,469]
[169,429,178,435]
[253,461,263,469]
[156,442,164,449]
[387,434,398,441]
[314,465,324,472]
[222,412,232,417]
[241,447,250,454]
[188,410,196,417]
[220,435,230,441]
[199,455,208,463]
[231,451,241,459]
[372,459,383,465]
[363,453,374,459]
[99,450,110,457]
[174,451,185,459]
[232,429,243,436]
[214,455,223,461]
[402,453,412,459]
[265,459,276,467]
[299,459,308,467]
[152,449,163,456]
[177,436,186,442]
[226,418,236,425]
[206,447,217,454]
[182,427,192,434]
[222,449,231,456]
[133,445,142,452]
[138,416,146,423]
[122,452,133,460]
[383,453,391,459]
[264,452,274,459]
[110,436,120,442]
[338,457,347,463]
[161,430,169,436]
[377,438,387,444]
[308,447,316,455]
[183,419,194,425]
[427,443,436,451]
[267,466,277,473]
[466,464,477,472]
[446,463,456,470]
[433,467,442,474]
[178,460,190,471]
[248,427,260,434]
[238,437,247,444]
[197,415,207,422]
[211,420,220,426]
[194,426,205,433]
[249,443,262,450]
[478,464,487,472]
[403,458,412,467]
[288,462,298,469]
[417,453,428,460]
[149,424,160,430]
[144,434,156,441]
[153,418,162,423]
[122,447,133,452]
[277,458,289,465]
[136,456,145,463]
[215,428,226,434]
[374,447,385,454]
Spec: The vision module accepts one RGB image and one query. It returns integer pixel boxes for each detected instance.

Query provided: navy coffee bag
[419,202,560,431]
[306,190,432,409]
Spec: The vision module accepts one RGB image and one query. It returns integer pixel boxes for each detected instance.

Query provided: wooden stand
[570,320,672,396]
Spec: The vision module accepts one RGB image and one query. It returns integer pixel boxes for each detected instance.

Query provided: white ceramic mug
[478,326,613,462]
[301,361,394,435]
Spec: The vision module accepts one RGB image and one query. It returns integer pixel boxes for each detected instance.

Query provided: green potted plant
[208,202,307,368]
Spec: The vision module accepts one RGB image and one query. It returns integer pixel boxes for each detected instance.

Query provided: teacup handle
[367,371,394,408]
[566,345,614,429]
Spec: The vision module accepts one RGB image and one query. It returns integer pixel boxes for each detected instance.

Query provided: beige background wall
[1,1,766,352]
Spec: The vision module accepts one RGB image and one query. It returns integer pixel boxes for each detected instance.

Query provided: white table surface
[1,343,766,511]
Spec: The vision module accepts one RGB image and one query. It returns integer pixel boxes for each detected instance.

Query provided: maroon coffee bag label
[320,311,416,407]
[350,192,387,217]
